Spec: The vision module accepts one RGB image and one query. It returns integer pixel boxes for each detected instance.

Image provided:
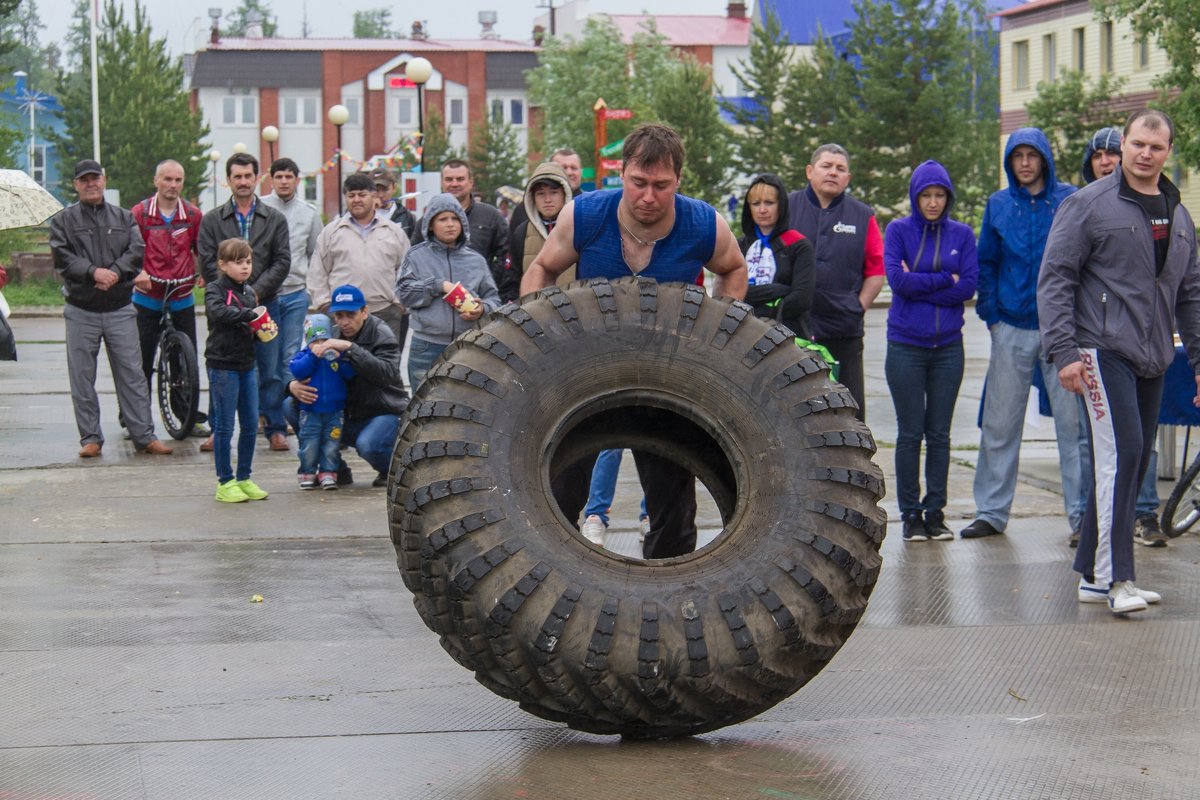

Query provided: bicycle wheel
[1161,454,1200,537]
[156,330,199,440]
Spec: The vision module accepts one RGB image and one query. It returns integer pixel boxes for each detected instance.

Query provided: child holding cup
[204,238,271,503]
[396,193,502,391]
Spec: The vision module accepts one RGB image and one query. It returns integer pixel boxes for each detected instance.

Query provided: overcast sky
[34,0,748,56]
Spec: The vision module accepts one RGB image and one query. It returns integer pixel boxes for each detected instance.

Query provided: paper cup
[249,305,278,342]
[443,282,481,315]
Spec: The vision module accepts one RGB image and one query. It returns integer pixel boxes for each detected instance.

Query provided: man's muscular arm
[520,199,578,295]
[707,218,748,301]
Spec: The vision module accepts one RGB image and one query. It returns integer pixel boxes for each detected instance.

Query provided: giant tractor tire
[388,277,886,738]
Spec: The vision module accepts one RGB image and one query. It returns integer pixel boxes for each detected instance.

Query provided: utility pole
[89,0,101,161]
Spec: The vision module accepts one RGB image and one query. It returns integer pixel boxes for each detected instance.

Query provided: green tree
[51,1,209,205]
[467,111,525,198]
[778,0,999,226]
[724,6,793,178]
[0,0,55,87]
[1097,0,1200,167]
[653,55,732,205]
[1026,70,1128,186]
[421,105,462,172]
[224,0,277,37]
[353,8,397,38]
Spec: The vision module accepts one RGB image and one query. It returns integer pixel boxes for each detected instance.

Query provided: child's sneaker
[298,473,316,490]
[318,471,338,490]
[215,479,249,503]
[238,479,269,500]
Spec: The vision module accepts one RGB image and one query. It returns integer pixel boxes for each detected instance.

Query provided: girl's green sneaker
[237,479,269,500]
[215,480,249,503]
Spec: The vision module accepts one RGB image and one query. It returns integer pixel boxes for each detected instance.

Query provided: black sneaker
[901,515,928,542]
[925,515,954,541]
[372,470,388,488]
[1069,527,1081,548]
[960,519,1003,539]
[1134,514,1167,547]
[336,463,354,486]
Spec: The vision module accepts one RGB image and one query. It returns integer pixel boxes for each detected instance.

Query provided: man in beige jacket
[308,172,411,356]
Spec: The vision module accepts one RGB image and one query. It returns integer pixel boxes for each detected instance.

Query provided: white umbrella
[0,169,64,231]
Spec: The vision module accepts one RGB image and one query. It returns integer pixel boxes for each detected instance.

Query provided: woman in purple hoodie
[884,160,979,542]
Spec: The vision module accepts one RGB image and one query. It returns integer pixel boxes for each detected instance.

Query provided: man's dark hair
[441,158,473,179]
[225,152,259,177]
[621,124,684,177]
[270,158,300,177]
[343,172,375,194]
[1125,109,1175,146]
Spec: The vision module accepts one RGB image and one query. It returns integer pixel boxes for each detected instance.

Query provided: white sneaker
[581,514,606,546]
[1079,578,1161,605]
[639,516,650,542]
[1107,581,1149,614]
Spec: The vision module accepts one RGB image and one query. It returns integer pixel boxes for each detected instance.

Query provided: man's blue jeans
[584,449,648,526]
[285,397,398,475]
[407,336,445,394]
[884,340,963,518]
[209,366,259,484]
[276,289,310,382]
[256,296,286,440]
[974,322,1086,531]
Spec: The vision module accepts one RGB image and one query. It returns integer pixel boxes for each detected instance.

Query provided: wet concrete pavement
[2,309,1199,799]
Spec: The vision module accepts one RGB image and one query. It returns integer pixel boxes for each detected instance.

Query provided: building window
[32,144,47,185]
[485,94,527,127]
[491,98,503,122]
[222,93,258,126]
[1042,33,1056,83]
[1013,40,1029,90]
[282,97,318,126]
[450,98,464,126]
[1100,21,1114,73]
[510,99,524,126]
[303,178,317,203]
[344,97,361,125]
[1073,27,1086,71]
[1135,37,1151,70]
[397,97,413,126]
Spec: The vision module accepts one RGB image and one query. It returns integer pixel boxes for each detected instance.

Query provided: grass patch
[3,276,64,306]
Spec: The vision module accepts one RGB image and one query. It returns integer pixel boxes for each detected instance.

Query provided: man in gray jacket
[1038,109,1200,615]
[50,159,172,458]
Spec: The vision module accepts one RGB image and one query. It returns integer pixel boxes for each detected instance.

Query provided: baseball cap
[328,284,366,313]
[74,159,104,179]
[369,167,396,187]
[303,313,334,347]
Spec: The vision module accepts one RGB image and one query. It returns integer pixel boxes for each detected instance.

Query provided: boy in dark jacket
[289,313,356,490]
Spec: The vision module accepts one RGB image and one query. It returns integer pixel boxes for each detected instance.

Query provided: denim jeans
[209,366,259,484]
[584,449,648,525]
[298,408,344,474]
[276,289,310,382]
[885,340,964,517]
[285,398,399,475]
[973,322,1086,530]
[407,336,445,393]
[255,296,286,439]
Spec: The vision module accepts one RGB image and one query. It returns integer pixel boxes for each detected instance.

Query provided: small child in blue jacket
[288,313,356,490]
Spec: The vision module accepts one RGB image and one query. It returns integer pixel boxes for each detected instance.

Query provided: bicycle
[149,276,201,440]
[1160,428,1200,538]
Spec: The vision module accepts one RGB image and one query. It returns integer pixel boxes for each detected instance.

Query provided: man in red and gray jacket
[131,159,206,434]
[787,143,884,421]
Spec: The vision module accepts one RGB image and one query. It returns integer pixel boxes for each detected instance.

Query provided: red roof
[606,14,751,47]
[211,37,537,53]
[993,0,1072,18]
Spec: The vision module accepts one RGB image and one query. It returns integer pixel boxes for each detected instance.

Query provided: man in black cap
[49,159,173,458]
[370,166,417,240]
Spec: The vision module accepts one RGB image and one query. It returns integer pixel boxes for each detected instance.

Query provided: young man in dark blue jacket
[962,128,1086,541]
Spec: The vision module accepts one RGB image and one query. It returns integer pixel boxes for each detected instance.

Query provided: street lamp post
[208,149,221,209]
[405,57,433,173]
[261,125,279,164]
[328,104,350,216]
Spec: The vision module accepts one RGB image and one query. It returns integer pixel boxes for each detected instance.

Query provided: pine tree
[51,1,210,205]
[652,54,733,205]
[467,111,525,199]
[725,6,793,178]
[352,9,397,39]
[224,0,278,38]
[420,105,462,172]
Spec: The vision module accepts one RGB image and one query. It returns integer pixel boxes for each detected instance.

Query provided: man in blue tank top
[520,123,748,559]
